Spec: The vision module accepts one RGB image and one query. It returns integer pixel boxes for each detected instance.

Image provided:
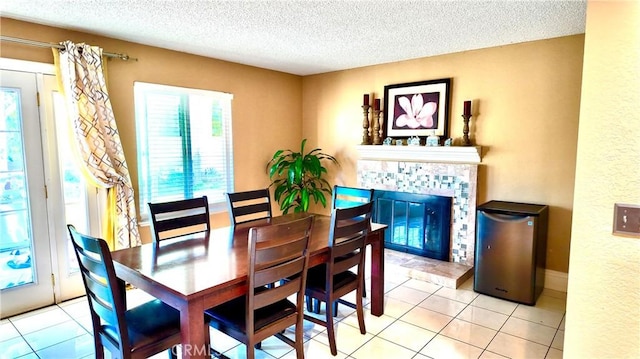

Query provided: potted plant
[267,139,338,214]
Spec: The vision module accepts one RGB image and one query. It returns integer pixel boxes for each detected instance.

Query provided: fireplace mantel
[355,145,482,163]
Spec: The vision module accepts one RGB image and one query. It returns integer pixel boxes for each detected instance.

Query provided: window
[134,82,234,221]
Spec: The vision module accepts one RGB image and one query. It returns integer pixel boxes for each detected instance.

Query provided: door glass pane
[52,92,87,274]
[0,87,34,290]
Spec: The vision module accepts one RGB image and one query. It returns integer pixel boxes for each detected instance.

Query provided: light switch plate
[613,203,640,237]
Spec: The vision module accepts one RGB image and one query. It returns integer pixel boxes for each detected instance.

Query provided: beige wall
[303,35,584,273]
[565,1,640,357]
[0,18,303,242]
[1,18,583,272]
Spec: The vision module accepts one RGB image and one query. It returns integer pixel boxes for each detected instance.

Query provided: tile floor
[0,254,566,359]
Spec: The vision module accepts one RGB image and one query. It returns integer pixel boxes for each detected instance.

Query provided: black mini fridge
[474,200,549,305]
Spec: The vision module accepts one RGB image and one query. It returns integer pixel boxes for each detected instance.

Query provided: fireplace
[373,190,451,261]
[356,145,482,266]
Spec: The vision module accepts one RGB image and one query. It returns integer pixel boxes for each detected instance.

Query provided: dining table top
[111,212,386,301]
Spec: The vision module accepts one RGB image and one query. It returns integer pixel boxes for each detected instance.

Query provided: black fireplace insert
[372,190,452,261]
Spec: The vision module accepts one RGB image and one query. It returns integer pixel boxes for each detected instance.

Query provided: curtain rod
[1,35,138,61]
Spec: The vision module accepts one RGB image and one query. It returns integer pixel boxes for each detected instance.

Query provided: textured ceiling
[1,0,587,76]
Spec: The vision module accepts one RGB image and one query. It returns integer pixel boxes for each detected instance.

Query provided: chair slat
[148,196,210,241]
[67,225,181,359]
[227,188,272,225]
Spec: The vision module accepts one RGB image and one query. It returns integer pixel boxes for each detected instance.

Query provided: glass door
[0,69,54,317]
[1,59,98,317]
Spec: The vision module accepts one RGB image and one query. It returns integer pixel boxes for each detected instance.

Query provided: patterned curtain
[53,41,140,250]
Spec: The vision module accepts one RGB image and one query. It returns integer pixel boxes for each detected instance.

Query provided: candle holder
[461,113,472,146]
[372,108,382,145]
[361,105,371,145]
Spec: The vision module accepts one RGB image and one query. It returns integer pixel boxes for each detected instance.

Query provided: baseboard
[544,269,568,293]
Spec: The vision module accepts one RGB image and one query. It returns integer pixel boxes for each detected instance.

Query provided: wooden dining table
[111,212,387,359]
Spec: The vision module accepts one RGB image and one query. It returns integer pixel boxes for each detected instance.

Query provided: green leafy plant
[267,139,338,214]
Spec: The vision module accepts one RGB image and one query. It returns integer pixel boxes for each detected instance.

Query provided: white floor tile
[403,278,443,294]
[0,320,20,341]
[387,285,433,305]
[440,318,497,349]
[420,334,483,359]
[470,295,518,316]
[351,336,416,359]
[0,336,34,358]
[418,294,468,317]
[313,321,374,355]
[280,338,348,358]
[551,329,564,350]
[533,294,566,313]
[511,305,564,329]
[34,333,94,359]
[378,319,436,352]
[500,316,557,346]
[400,306,453,332]
[341,308,396,335]
[545,347,563,359]
[457,305,509,331]
[374,296,415,319]
[434,286,479,304]
[9,305,71,334]
[486,332,549,359]
[23,319,88,351]
[478,350,509,358]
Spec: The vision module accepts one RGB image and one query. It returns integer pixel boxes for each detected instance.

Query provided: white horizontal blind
[134,82,234,221]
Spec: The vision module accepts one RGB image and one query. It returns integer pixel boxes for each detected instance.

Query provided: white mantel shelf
[355,145,482,164]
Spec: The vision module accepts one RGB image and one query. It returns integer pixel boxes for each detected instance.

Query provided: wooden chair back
[227,188,272,225]
[68,225,180,359]
[246,215,313,345]
[327,202,373,296]
[332,185,374,209]
[148,196,210,241]
[303,202,372,355]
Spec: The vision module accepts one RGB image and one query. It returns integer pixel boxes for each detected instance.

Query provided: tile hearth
[384,249,474,289]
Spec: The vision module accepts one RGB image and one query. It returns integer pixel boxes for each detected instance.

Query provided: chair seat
[104,299,181,352]
[306,264,358,293]
[205,287,297,333]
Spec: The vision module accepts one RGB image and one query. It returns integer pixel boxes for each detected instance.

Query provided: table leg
[369,231,385,316]
[180,300,210,359]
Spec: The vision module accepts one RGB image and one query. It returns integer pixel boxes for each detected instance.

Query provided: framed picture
[383,78,451,139]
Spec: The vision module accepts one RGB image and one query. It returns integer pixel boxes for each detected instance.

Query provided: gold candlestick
[461,114,472,146]
[361,105,371,145]
[372,109,382,144]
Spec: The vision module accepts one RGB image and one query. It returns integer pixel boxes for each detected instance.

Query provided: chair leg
[295,317,305,359]
[326,296,338,355]
[357,290,366,335]
[305,295,313,312]
[332,301,339,317]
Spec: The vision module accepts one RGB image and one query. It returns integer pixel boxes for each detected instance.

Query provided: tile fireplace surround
[356,145,482,288]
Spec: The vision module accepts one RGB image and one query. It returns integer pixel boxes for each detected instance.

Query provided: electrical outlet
[613,203,640,237]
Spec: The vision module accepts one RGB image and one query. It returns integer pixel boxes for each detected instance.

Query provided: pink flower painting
[394,94,437,129]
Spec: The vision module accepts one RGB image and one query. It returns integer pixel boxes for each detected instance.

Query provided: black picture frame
[383,78,451,140]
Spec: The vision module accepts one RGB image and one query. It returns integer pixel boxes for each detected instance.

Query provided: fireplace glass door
[373,191,451,261]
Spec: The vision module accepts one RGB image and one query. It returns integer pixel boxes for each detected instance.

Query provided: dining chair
[226,188,272,225]
[303,202,373,356]
[148,196,210,241]
[67,225,182,359]
[204,215,314,359]
[308,185,373,315]
[332,185,374,210]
